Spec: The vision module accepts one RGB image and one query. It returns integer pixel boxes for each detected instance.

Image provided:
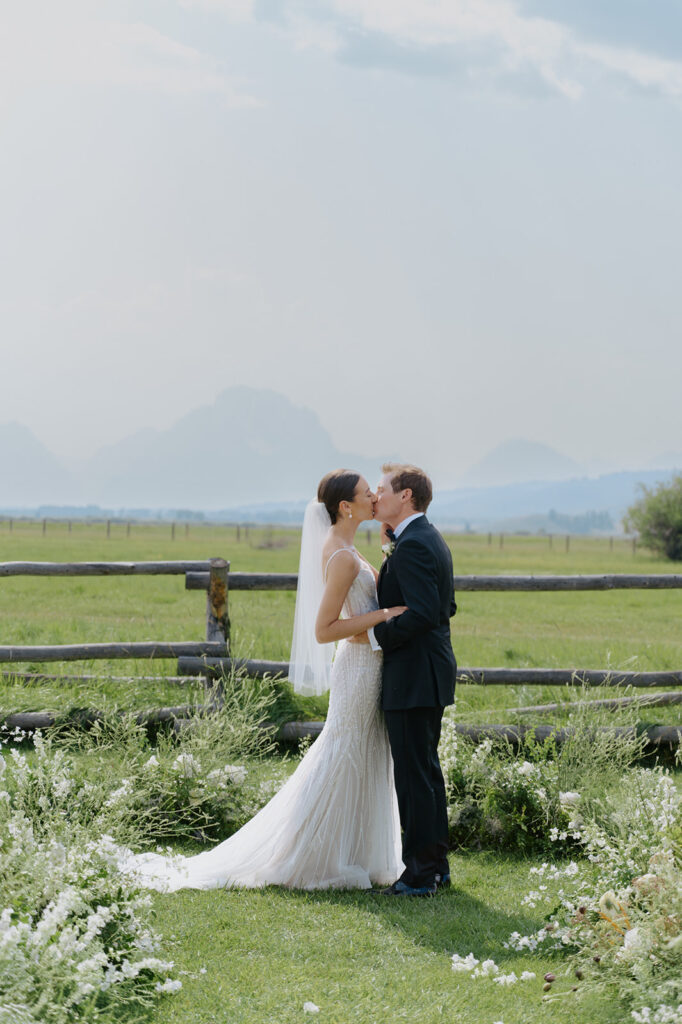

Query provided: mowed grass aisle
[149,852,619,1024]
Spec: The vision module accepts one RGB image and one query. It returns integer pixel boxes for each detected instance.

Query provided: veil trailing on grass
[289,499,334,697]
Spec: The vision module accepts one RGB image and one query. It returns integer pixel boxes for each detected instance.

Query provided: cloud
[0,4,258,105]
[578,41,682,99]
[181,0,682,103]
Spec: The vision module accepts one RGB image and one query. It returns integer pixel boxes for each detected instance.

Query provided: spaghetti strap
[323,547,358,581]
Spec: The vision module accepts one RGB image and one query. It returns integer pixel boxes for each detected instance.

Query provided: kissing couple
[124,464,457,897]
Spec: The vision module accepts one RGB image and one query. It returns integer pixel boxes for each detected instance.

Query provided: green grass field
[147,852,620,1024]
[1,519,681,728]
[2,520,680,1024]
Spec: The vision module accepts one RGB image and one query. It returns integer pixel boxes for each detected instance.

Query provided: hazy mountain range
[0,387,679,532]
[0,389,382,509]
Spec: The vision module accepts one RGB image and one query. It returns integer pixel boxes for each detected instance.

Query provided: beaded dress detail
[121,552,402,891]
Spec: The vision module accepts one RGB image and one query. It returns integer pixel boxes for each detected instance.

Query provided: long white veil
[289,499,335,696]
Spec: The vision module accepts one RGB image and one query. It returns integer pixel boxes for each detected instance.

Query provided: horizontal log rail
[454,723,682,749]
[454,574,682,591]
[0,560,212,577]
[0,671,197,686]
[507,691,682,716]
[186,571,297,591]
[2,709,679,751]
[242,721,682,749]
[186,571,682,592]
[455,668,682,687]
[3,563,681,591]
[176,656,682,689]
[0,641,227,664]
[0,705,206,733]
[0,706,313,743]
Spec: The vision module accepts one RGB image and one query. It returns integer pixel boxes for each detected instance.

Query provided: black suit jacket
[374,515,457,710]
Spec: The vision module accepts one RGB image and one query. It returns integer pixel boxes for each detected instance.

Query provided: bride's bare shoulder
[321,542,358,582]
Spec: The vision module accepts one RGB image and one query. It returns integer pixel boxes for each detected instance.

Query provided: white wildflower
[172,753,202,778]
[156,978,183,993]
[222,764,247,784]
[303,1002,320,1014]
[105,779,133,807]
[472,959,499,978]
[451,952,480,972]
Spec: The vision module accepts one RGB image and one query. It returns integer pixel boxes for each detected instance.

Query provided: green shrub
[439,694,646,856]
[625,473,682,561]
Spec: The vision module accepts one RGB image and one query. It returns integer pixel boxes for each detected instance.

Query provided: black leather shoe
[435,872,451,889]
[380,880,437,897]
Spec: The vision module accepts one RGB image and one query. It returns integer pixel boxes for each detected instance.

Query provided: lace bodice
[324,549,379,618]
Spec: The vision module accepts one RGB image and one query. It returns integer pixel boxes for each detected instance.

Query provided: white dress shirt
[368,512,425,650]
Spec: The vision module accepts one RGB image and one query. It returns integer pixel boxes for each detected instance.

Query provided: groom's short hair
[382,463,432,513]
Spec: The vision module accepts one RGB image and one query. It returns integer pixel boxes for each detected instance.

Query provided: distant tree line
[546,509,615,534]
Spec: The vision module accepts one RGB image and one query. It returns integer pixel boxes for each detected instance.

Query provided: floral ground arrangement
[1,689,681,1024]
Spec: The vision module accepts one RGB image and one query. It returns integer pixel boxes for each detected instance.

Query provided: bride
[122,469,406,891]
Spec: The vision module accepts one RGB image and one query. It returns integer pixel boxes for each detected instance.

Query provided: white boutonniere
[381,540,396,558]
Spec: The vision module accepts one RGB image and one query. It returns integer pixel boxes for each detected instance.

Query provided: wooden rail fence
[2,562,682,748]
[0,559,229,665]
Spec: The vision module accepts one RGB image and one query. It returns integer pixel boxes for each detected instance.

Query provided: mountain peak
[460,439,581,488]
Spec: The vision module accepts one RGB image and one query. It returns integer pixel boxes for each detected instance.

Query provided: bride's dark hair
[317,470,360,525]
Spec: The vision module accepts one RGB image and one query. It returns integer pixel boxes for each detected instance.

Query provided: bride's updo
[317,469,360,525]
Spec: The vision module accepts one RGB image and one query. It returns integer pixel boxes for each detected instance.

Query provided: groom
[371,463,457,897]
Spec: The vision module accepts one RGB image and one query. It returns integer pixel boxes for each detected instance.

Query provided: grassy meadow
[1,518,681,728]
[2,520,682,1024]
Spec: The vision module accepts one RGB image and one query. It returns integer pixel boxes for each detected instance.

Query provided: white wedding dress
[121,552,403,892]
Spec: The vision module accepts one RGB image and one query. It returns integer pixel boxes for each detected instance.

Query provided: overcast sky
[1,0,681,485]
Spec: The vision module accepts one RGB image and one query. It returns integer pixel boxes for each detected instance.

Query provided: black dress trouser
[383,705,450,888]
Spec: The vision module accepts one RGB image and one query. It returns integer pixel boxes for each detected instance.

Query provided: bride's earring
[349,512,353,519]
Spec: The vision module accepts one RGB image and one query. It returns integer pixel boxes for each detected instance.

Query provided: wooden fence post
[9,519,12,533]
[126,522,131,537]
[106,520,111,539]
[236,524,241,542]
[499,533,504,549]
[205,559,230,699]
[206,558,230,643]
[42,519,46,535]
[548,534,553,550]
[366,529,371,545]
[171,522,176,541]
